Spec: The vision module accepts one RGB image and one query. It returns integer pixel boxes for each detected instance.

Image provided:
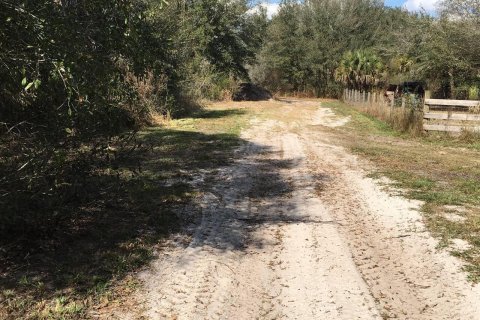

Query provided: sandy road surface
[136,100,480,319]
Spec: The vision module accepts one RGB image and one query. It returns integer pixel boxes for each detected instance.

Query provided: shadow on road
[0,108,304,317]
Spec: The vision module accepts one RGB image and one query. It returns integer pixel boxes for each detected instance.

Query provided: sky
[259,0,440,18]
[385,0,439,12]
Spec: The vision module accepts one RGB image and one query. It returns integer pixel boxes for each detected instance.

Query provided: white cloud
[262,3,280,18]
[403,0,439,12]
[248,2,279,18]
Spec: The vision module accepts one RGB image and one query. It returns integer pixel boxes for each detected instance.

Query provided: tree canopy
[0,0,264,232]
[250,0,480,99]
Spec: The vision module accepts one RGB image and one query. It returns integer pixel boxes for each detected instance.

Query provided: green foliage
[370,3,479,99]
[251,0,480,99]
[251,0,388,97]
[335,50,386,90]
[0,0,260,233]
[146,0,262,102]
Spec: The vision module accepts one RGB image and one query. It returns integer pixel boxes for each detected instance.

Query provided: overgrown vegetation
[348,96,425,135]
[0,0,265,235]
[0,1,262,317]
[0,105,250,319]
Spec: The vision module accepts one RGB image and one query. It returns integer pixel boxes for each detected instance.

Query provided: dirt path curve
[136,100,480,319]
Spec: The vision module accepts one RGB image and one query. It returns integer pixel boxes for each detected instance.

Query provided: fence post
[423,90,431,113]
[390,93,394,118]
[401,97,406,109]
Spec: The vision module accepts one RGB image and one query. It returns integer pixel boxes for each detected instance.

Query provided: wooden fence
[344,88,394,108]
[423,99,480,133]
[343,88,423,111]
[343,89,480,133]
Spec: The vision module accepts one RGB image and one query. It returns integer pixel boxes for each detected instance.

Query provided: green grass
[421,131,480,151]
[324,101,399,136]
[325,100,480,282]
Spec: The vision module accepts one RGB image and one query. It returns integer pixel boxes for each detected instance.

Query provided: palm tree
[335,50,385,91]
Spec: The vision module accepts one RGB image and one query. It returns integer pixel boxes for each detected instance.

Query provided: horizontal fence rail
[424,99,480,108]
[343,89,480,134]
[423,98,480,133]
[423,113,480,121]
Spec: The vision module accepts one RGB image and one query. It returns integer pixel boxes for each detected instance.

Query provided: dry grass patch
[0,103,258,319]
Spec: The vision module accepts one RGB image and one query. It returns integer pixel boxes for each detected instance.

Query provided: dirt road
[136,100,480,319]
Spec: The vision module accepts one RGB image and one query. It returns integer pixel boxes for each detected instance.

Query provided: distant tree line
[250,0,480,99]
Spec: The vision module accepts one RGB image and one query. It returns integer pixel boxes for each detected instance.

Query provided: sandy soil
[133,100,480,319]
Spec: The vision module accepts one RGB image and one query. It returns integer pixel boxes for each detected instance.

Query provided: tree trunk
[448,68,455,99]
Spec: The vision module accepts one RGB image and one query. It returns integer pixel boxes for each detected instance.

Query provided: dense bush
[0,0,262,234]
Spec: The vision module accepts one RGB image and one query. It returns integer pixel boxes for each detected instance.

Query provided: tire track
[132,101,480,320]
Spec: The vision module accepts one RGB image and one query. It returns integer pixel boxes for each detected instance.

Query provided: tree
[251,0,389,97]
[335,50,385,91]
[440,0,480,22]
[0,0,262,233]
